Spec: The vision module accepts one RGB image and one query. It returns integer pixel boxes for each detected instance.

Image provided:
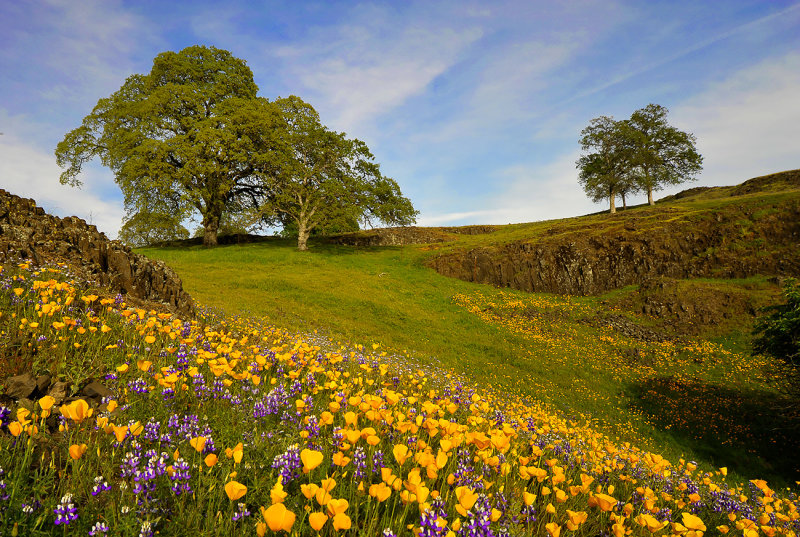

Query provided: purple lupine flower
[232,502,251,522]
[456,494,495,537]
[303,415,320,440]
[89,521,110,535]
[0,406,12,428]
[272,444,302,483]
[170,458,192,496]
[139,520,155,537]
[120,449,141,478]
[371,450,385,474]
[353,446,367,480]
[53,493,78,525]
[419,497,449,537]
[142,419,161,443]
[91,476,112,496]
[127,378,149,395]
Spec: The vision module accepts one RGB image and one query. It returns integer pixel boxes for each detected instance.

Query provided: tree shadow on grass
[630,376,800,484]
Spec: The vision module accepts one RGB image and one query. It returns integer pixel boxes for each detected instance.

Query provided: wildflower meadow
[1,260,798,536]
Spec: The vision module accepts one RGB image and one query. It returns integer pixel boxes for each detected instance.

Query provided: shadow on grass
[630,376,800,484]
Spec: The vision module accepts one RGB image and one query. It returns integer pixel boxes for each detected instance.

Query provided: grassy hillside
[140,240,796,484]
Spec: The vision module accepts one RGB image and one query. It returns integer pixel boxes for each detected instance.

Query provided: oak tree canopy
[56,45,417,248]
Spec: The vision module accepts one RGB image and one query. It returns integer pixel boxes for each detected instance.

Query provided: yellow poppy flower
[309,512,328,531]
[69,444,88,460]
[225,480,247,501]
[261,503,295,533]
[301,449,324,473]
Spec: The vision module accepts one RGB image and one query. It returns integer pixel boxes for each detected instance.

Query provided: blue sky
[1,1,799,238]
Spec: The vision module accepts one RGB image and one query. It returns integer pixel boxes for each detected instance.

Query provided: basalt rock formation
[427,175,800,297]
[0,189,194,317]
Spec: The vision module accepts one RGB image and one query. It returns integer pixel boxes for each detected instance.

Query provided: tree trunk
[648,187,654,205]
[297,219,310,251]
[203,212,220,247]
[621,191,627,210]
[609,190,616,214]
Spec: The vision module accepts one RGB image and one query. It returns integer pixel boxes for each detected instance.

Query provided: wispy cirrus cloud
[266,5,483,135]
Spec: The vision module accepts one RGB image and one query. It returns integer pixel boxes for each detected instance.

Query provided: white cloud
[270,8,482,134]
[0,112,123,238]
[486,153,600,224]
[672,51,800,186]
[417,151,600,227]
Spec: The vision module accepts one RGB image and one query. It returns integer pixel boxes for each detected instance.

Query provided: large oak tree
[55,45,285,246]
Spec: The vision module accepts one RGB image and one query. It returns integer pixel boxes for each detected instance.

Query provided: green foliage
[256,96,418,250]
[55,45,285,247]
[118,211,189,247]
[278,213,360,239]
[753,278,800,368]
[625,104,703,205]
[576,115,634,213]
[142,236,799,482]
[577,105,703,211]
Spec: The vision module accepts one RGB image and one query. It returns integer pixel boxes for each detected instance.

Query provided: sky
[1,0,799,239]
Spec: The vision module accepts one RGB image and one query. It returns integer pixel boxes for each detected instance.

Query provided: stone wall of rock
[0,189,194,317]
[427,198,800,296]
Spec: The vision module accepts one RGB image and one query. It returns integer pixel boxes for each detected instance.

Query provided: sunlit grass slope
[141,237,797,485]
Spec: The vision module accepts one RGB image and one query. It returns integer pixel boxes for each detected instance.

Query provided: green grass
[141,237,798,485]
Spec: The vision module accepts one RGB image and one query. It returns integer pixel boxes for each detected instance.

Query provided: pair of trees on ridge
[577,104,703,214]
[55,46,418,250]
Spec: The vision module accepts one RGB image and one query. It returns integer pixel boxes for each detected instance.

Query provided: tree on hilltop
[255,96,418,251]
[55,45,285,247]
[625,104,703,205]
[576,116,635,214]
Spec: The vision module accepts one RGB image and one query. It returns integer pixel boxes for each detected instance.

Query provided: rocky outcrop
[0,189,194,317]
[427,199,800,296]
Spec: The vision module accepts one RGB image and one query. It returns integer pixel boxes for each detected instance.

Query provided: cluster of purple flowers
[132,451,168,498]
[231,502,251,522]
[371,450,385,474]
[0,405,11,428]
[53,493,78,526]
[419,497,449,537]
[169,458,192,496]
[127,378,150,395]
[89,521,110,535]
[256,383,289,417]
[272,444,301,483]
[352,445,367,480]
[0,468,8,513]
[91,476,112,496]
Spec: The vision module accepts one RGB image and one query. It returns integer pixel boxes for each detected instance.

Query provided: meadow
[2,259,798,536]
[140,238,797,486]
